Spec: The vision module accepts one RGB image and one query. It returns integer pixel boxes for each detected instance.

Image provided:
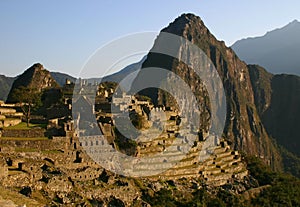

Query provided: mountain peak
[280,19,300,30]
[177,13,202,22]
[161,13,211,43]
[21,63,45,77]
[171,13,205,28]
[6,63,58,103]
[28,63,44,72]
[32,62,44,69]
[289,19,300,25]
[269,19,300,35]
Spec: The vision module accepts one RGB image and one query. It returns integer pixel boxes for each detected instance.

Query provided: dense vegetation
[113,126,138,156]
[247,156,300,206]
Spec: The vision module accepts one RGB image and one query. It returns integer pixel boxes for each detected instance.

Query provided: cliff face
[137,14,282,170]
[264,74,300,157]
[249,65,300,158]
[247,65,273,115]
[6,63,59,103]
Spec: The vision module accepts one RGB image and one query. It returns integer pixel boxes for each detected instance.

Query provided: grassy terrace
[41,149,63,154]
[3,122,46,130]
[14,147,39,152]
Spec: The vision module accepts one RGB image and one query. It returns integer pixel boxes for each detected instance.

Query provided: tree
[11,86,42,126]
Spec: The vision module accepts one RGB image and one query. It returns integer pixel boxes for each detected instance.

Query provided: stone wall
[0,164,8,178]
[0,108,16,115]
[1,128,46,138]
[0,139,66,151]
[2,119,22,128]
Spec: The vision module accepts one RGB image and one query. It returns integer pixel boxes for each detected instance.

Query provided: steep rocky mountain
[0,75,15,101]
[232,20,300,75]
[0,70,75,102]
[248,65,300,158]
[133,13,282,170]
[6,63,59,103]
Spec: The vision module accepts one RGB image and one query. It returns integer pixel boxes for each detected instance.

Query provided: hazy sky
[1,0,300,77]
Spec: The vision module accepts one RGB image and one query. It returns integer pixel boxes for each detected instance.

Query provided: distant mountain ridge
[50,72,76,87]
[85,56,146,85]
[0,59,143,102]
[232,20,300,75]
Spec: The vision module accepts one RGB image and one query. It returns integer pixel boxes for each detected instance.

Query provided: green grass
[4,122,46,130]
[14,147,39,152]
[41,149,63,154]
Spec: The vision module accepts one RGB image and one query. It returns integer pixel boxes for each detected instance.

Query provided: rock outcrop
[6,63,59,103]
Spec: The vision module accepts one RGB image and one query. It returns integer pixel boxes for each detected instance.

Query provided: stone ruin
[0,101,23,129]
[76,91,249,186]
[0,85,250,206]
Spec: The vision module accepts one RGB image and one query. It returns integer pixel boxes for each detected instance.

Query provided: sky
[1,0,300,78]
